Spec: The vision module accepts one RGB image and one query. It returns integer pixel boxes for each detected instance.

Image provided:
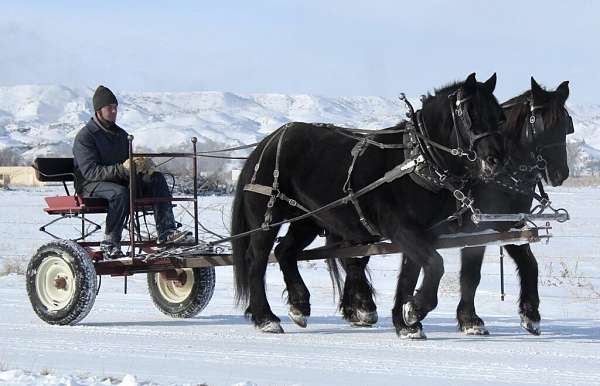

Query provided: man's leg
[140,172,177,240]
[84,182,129,245]
[82,182,129,258]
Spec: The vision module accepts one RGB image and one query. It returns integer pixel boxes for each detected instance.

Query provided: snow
[0,186,599,385]
[0,85,411,161]
[0,369,146,386]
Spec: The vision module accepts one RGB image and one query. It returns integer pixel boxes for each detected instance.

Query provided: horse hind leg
[457,246,489,336]
[504,244,541,335]
[247,227,284,333]
[340,256,378,327]
[274,220,319,328]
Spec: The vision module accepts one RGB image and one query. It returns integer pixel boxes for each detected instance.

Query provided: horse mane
[419,80,463,105]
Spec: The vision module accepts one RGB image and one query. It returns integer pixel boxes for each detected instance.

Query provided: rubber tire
[26,240,97,325]
[147,267,215,318]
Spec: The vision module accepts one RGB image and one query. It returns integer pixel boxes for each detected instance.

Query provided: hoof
[288,308,308,328]
[402,302,419,326]
[461,324,490,336]
[399,324,427,340]
[520,316,541,335]
[257,321,284,334]
[350,309,378,327]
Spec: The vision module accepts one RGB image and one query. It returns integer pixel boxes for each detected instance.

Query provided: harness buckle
[451,148,460,156]
[273,170,280,178]
[536,156,547,170]
[529,115,536,124]
[453,190,465,202]
[466,150,477,162]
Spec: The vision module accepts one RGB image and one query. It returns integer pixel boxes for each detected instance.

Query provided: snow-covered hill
[0,85,410,162]
[0,85,598,163]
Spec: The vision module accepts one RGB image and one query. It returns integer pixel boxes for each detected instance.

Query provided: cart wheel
[26,240,97,325]
[147,267,215,318]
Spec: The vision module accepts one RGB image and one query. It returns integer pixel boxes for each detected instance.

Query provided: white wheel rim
[156,269,194,303]
[35,255,76,311]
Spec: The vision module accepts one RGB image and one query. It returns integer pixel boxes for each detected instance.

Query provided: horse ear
[463,73,477,93]
[531,77,544,95]
[483,73,497,93]
[556,80,570,103]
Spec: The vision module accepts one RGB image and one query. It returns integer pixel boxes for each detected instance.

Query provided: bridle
[489,97,574,213]
[504,98,574,179]
[448,90,503,162]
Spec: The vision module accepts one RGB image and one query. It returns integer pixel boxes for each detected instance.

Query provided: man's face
[99,104,118,123]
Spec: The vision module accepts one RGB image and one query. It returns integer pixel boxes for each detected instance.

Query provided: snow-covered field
[0,186,599,386]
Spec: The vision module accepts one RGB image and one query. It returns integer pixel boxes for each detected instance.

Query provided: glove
[137,157,156,175]
[122,157,156,176]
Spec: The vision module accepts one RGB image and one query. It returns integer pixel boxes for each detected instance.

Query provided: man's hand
[122,157,156,176]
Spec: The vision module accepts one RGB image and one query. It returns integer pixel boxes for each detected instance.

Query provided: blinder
[524,105,546,143]
[566,115,575,135]
[523,100,575,145]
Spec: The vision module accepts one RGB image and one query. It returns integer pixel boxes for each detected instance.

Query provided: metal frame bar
[39,214,102,241]
[92,227,548,276]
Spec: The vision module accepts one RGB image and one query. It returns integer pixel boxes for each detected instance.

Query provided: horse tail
[326,258,345,302]
[231,167,251,306]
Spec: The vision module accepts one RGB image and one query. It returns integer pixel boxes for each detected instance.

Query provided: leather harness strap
[244,183,310,214]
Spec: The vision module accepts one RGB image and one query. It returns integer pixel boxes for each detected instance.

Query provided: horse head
[503,77,572,187]
[421,72,506,180]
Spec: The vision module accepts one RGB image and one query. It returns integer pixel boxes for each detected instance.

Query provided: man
[73,85,189,259]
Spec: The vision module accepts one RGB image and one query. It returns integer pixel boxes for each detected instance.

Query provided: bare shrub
[563,176,600,187]
[542,260,600,299]
[152,139,238,194]
[40,368,52,376]
[0,256,28,276]
[0,147,25,166]
[566,141,583,177]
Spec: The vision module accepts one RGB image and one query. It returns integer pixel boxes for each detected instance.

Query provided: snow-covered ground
[0,186,599,385]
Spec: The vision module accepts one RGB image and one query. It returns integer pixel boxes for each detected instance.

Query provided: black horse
[328,78,573,338]
[231,73,506,334]
[438,77,572,337]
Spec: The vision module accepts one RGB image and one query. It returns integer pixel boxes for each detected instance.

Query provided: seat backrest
[33,158,75,182]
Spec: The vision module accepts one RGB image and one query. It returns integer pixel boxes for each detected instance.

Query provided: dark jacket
[72,116,129,194]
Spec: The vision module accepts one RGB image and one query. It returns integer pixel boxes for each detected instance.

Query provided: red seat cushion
[44,196,109,214]
[44,196,160,215]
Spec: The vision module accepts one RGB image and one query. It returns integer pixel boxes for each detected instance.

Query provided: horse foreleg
[457,246,489,335]
[392,254,425,339]
[504,244,541,335]
[390,229,444,334]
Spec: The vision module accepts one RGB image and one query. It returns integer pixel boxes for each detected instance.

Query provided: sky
[1,0,598,103]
